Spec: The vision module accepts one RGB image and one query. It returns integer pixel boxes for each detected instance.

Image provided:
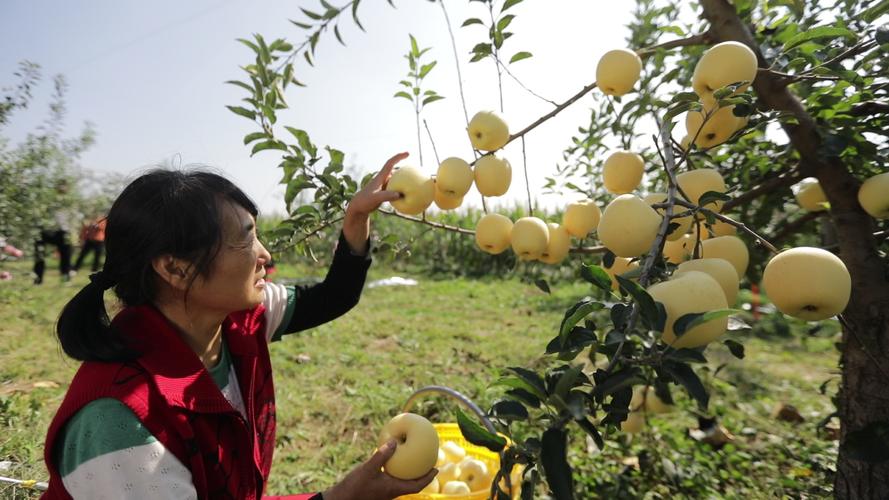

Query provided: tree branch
[722,168,803,211]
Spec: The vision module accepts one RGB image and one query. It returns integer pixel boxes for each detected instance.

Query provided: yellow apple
[630,385,672,414]
[377,413,440,480]
[511,217,549,261]
[436,157,474,197]
[649,270,729,348]
[562,199,602,238]
[685,105,745,149]
[793,177,829,212]
[603,150,645,194]
[663,233,696,264]
[540,223,571,264]
[700,235,749,277]
[598,194,663,257]
[621,412,645,433]
[675,257,740,305]
[644,192,693,241]
[596,48,643,97]
[440,440,467,464]
[458,458,491,492]
[468,111,509,152]
[474,155,512,197]
[762,247,851,321]
[387,166,435,215]
[676,168,728,213]
[433,186,464,210]
[420,477,440,494]
[438,462,462,484]
[442,480,472,495]
[692,41,758,106]
[475,213,513,255]
[858,172,889,219]
[604,256,640,291]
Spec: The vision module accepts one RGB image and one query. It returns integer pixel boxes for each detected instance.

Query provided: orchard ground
[0,253,839,497]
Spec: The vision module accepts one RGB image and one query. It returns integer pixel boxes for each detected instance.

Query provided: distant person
[33,214,76,285]
[73,215,106,273]
[41,154,436,499]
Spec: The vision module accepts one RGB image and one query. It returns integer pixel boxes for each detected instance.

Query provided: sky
[1,1,637,216]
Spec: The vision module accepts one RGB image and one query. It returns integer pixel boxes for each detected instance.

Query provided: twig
[522,136,532,216]
[838,314,889,383]
[759,67,843,84]
[800,39,878,77]
[495,57,558,107]
[635,31,713,57]
[722,169,802,211]
[487,2,504,113]
[671,198,780,254]
[438,0,470,127]
[423,119,440,166]
[379,209,475,235]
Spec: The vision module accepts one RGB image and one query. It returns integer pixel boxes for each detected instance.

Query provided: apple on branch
[436,157,474,198]
[475,213,513,255]
[793,177,829,212]
[858,172,889,219]
[387,166,435,215]
[700,235,749,277]
[676,168,728,214]
[596,48,643,97]
[604,256,639,291]
[433,184,464,210]
[377,413,440,480]
[630,385,673,414]
[597,194,662,257]
[474,154,512,197]
[562,199,601,238]
[468,111,509,152]
[685,104,746,149]
[692,41,758,107]
[644,192,692,241]
[675,257,740,305]
[539,222,571,265]
[762,247,851,321]
[511,216,549,261]
[649,270,730,348]
[603,150,645,194]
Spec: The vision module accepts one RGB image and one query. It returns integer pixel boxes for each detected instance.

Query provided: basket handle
[401,385,497,434]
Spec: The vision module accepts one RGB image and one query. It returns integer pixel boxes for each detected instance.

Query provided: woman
[41,152,436,499]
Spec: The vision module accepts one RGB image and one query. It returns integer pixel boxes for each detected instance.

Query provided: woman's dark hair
[56,169,258,362]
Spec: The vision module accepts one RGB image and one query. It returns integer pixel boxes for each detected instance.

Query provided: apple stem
[521,136,533,217]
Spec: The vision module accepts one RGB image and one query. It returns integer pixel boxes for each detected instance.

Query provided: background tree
[230,0,888,497]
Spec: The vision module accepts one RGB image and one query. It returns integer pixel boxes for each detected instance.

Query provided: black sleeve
[283,231,372,334]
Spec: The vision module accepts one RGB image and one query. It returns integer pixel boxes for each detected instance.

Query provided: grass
[0,256,840,498]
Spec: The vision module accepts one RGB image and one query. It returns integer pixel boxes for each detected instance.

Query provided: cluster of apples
[377,413,514,497]
[387,111,513,215]
[794,173,889,218]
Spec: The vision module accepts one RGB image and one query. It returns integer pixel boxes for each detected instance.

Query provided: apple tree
[229,0,888,497]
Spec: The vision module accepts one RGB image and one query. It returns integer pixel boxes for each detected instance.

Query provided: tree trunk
[699,1,889,497]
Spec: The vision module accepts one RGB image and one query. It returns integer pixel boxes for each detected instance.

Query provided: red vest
[41,304,316,500]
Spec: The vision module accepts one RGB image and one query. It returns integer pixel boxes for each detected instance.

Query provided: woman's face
[187,201,271,314]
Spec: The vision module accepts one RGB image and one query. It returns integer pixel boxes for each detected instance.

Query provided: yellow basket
[397,422,502,500]
[396,386,520,500]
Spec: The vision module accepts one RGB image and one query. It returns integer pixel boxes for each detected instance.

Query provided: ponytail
[56,271,138,362]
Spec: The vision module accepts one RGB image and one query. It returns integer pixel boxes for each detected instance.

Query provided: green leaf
[497,14,515,32]
[546,328,596,357]
[840,421,889,462]
[351,0,365,32]
[419,61,437,78]
[505,388,540,408]
[409,34,419,57]
[664,361,709,410]
[591,367,643,398]
[666,348,708,364]
[393,91,413,101]
[236,38,259,52]
[300,7,323,20]
[580,263,612,292]
[456,408,507,453]
[242,132,268,145]
[697,190,732,208]
[559,299,604,344]
[541,429,574,500]
[615,275,662,331]
[534,279,551,294]
[502,0,524,12]
[226,80,255,94]
[251,140,287,156]
[509,51,533,64]
[670,91,700,104]
[489,399,529,422]
[290,20,313,29]
[461,17,485,27]
[724,339,745,359]
[783,26,856,51]
[863,0,889,22]
[226,105,256,120]
[554,365,584,401]
[673,309,740,337]
[507,367,548,399]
